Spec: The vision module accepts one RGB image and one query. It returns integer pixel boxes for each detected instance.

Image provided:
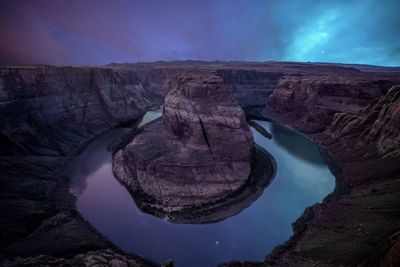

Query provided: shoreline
[255,110,400,267]
[1,109,347,267]
[0,110,158,266]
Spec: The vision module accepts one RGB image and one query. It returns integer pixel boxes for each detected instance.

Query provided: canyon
[0,61,399,266]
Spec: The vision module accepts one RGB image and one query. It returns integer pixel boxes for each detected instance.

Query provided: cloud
[0,0,399,66]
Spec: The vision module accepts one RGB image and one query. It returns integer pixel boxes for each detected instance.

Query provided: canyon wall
[0,65,178,260]
[1,61,400,266]
[215,69,284,107]
[264,72,400,266]
[325,85,400,158]
[0,66,181,157]
[267,74,400,133]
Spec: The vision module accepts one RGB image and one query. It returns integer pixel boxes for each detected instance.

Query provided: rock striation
[325,85,400,158]
[0,65,177,260]
[2,61,400,265]
[216,69,284,107]
[263,75,400,267]
[113,71,256,222]
[2,248,152,267]
[0,66,178,157]
[267,74,400,133]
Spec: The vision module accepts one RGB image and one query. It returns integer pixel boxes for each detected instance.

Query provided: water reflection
[269,123,325,166]
[64,114,335,267]
[255,120,334,199]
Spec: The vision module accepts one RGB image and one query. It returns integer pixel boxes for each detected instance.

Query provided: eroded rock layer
[0,65,177,261]
[2,61,400,266]
[325,85,400,157]
[267,74,400,133]
[263,76,400,267]
[113,71,255,221]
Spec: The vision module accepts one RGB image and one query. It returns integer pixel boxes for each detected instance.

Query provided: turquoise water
[64,112,335,267]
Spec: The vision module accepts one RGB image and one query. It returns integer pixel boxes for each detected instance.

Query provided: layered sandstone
[0,66,179,157]
[267,74,400,133]
[113,72,255,221]
[0,65,176,260]
[2,61,400,266]
[325,85,400,157]
[2,248,152,267]
[262,76,400,267]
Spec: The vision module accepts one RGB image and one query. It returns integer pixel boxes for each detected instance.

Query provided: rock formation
[264,74,400,267]
[267,74,400,133]
[113,71,260,222]
[0,66,179,157]
[325,85,400,157]
[1,61,400,266]
[216,69,284,107]
[2,248,152,267]
[0,65,177,260]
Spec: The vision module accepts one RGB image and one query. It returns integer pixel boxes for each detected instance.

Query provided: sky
[0,0,399,66]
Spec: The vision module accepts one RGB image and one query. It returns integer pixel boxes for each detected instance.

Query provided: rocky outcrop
[113,71,260,222]
[216,69,284,107]
[214,63,363,111]
[0,65,176,261]
[2,248,152,267]
[267,74,400,133]
[359,231,400,267]
[325,85,400,158]
[0,66,178,157]
[261,75,400,267]
[249,120,272,139]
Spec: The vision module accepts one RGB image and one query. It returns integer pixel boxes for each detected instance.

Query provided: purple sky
[1,0,399,66]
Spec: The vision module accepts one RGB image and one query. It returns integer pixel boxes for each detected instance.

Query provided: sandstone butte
[113,71,256,220]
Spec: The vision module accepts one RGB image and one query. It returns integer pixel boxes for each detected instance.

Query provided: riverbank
[0,113,157,266]
[246,111,400,267]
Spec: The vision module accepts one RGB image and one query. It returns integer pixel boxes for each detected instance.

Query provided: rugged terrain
[113,71,276,223]
[1,61,400,266]
[260,74,400,267]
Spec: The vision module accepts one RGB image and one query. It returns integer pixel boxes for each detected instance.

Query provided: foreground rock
[2,248,152,267]
[113,72,260,222]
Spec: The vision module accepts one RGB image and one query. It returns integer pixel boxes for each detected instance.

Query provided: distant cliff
[267,74,400,133]
[0,66,181,157]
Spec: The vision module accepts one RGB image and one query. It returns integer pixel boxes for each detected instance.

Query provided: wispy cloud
[0,0,399,66]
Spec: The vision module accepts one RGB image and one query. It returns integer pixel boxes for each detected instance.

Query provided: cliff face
[0,65,178,259]
[326,85,400,158]
[215,63,363,111]
[267,74,400,133]
[113,71,260,223]
[265,74,400,266]
[216,69,284,107]
[0,66,180,157]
